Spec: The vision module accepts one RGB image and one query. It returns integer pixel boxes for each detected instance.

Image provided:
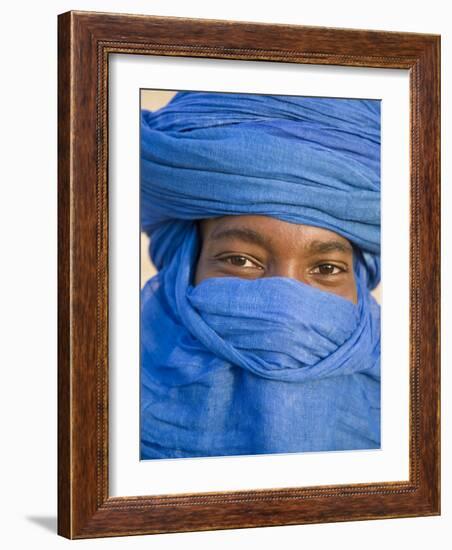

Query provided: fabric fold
[140,91,381,459]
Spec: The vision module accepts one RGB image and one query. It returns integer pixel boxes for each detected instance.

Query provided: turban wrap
[140,91,381,459]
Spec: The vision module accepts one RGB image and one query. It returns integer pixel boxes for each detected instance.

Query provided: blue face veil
[140,91,381,459]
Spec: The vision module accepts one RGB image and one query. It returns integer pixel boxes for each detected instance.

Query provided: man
[140,91,381,460]
[194,215,358,303]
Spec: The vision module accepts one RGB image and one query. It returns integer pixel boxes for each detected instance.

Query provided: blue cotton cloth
[140,91,381,459]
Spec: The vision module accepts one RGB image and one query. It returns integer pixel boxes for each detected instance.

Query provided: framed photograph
[58,10,440,538]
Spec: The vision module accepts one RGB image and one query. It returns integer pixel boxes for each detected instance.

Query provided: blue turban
[140,91,381,459]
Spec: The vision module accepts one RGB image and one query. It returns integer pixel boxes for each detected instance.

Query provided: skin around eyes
[194,215,358,304]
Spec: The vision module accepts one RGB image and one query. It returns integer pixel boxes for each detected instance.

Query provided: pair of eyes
[218,254,345,275]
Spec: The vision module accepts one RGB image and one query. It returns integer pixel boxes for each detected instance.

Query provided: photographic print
[140,89,382,460]
[58,11,439,538]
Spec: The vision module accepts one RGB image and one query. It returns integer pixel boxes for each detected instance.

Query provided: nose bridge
[270,258,306,283]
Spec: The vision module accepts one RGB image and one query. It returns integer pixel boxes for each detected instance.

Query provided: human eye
[218,254,264,270]
[310,263,346,276]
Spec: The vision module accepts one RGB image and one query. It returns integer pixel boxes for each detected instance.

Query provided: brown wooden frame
[58,10,440,539]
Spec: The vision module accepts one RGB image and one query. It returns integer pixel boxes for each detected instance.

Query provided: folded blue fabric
[140,92,381,459]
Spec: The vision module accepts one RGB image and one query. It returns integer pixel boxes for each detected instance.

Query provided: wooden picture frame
[58,10,440,539]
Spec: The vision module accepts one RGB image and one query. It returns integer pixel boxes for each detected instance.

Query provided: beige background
[141,91,177,286]
[141,90,381,303]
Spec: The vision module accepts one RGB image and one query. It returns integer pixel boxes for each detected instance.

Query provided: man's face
[194,215,358,304]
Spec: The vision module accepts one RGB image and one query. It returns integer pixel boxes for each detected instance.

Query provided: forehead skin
[194,215,358,304]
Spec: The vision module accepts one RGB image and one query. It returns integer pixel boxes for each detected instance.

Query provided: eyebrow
[209,227,271,248]
[306,239,353,255]
[208,226,353,255]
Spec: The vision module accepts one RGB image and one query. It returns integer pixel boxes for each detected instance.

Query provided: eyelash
[218,255,346,276]
[310,264,345,276]
[219,255,263,269]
